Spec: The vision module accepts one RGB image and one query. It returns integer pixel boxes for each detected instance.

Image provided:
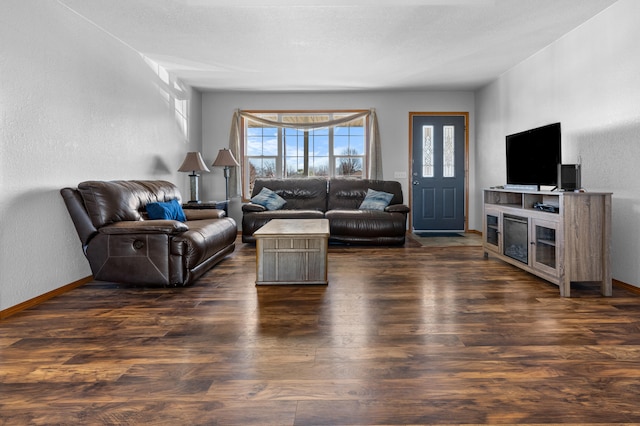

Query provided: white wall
[0,1,201,311]
[201,91,476,229]
[475,0,640,287]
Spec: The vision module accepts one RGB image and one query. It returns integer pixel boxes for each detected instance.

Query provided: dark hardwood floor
[2,235,640,425]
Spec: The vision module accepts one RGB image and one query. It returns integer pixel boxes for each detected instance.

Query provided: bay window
[226,109,382,199]
[243,111,367,196]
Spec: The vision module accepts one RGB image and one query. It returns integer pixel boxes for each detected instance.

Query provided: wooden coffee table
[254,219,329,285]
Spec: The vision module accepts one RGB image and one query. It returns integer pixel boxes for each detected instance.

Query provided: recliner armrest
[184,209,225,220]
[99,220,189,235]
[242,203,267,213]
[385,204,410,214]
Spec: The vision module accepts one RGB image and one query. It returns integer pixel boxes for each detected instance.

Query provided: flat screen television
[506,122,561,188]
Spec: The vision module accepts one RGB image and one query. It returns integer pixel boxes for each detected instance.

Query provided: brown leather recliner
[241,178,410,245]
[61,180,237,287]
[241,178,327,243]
[325,178,410,245]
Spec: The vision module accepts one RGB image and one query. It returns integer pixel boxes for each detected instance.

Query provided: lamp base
[188,173,201,203]
[224,167,231,201]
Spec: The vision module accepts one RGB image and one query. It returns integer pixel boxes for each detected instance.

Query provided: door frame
[408,111,470,232]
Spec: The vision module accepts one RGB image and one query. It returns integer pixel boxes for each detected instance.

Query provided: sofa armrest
[385,204,410,214]
[184,209,225,220]
[242,203,267,213]
[99,220,189,235]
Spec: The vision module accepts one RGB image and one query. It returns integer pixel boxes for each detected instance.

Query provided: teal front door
[411,114,466,232]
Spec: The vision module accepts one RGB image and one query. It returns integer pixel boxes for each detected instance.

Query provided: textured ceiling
[56,0,617,91]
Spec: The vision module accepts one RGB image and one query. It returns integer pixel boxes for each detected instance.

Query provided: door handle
[413,180,419,185]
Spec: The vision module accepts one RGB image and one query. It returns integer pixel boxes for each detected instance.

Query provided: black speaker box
[558,164,581,191]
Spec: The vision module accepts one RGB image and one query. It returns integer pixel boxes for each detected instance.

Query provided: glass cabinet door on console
[484,208,501,254]
[531,218,559,277]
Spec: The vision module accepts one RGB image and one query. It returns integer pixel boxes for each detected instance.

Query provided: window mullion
[277,115,283,178]
[328,112,334,176]
[329,126,334,176]
[303,131,309,177]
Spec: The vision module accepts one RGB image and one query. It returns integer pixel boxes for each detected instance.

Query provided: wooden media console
[483,188,612,297]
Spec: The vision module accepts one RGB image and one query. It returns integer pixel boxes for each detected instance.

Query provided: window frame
[241,110,369,199]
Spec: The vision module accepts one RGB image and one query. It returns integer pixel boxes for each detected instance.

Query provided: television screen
[506,122,561,187]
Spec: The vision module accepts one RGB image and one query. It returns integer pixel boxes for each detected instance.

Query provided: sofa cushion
[252,178,328,211]
[325,209,408,239]
[328,178,403,210]
[251,187,287,210]
[78,180,182,228]
[146,199,187,222]
[359,188,394,211]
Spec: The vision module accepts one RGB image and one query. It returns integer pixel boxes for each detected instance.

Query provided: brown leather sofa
[242,178,410,245]
[61,180,237,287]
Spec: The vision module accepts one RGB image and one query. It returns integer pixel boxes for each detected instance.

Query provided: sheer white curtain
[227,109,383,198]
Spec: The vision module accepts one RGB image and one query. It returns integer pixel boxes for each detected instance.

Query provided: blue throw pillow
[251,187,286,210]
[146,199,187,222]
[359,188,394,211]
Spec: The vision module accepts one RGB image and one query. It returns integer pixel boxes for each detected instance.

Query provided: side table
[254,219,329,285]
[182,200,229,216]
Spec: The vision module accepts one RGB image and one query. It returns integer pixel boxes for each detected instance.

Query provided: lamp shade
[212,148,240,167]
[178,152,210,173]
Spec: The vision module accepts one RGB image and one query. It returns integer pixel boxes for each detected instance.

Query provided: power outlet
[394,171,407,179]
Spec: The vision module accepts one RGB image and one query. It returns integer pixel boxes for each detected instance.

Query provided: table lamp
[212,148,240,201]
[178,152,210,203]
